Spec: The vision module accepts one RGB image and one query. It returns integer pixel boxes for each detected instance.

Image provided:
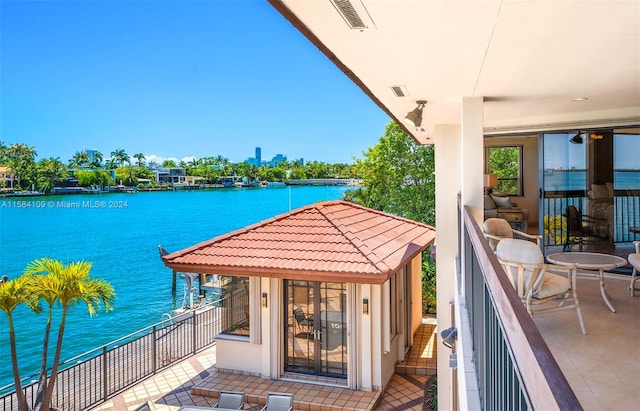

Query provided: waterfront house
[0,166,15,190]
[267,1,640,409]
[162,200,435,391]
[153,167,187,185]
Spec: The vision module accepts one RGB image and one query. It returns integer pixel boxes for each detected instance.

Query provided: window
[219,276,250,337]
[486,145,523,196]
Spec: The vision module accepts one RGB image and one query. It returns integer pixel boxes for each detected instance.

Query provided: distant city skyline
[1,1,390,166]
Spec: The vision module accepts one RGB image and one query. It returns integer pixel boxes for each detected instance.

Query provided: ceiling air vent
[331,0,369,30]
[390,86,408,97]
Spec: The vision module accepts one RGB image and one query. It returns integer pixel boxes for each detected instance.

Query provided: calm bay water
[0,186,350,387]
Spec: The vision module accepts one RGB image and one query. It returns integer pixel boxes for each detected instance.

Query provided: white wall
[215,340,262,374]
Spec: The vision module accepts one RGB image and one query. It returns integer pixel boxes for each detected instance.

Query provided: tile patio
[91,318,437,411]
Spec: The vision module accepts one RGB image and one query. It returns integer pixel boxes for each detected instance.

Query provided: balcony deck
[534,274,640,410]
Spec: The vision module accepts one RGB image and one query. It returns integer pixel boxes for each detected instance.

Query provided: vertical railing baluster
[152,325,157,374]
[102,346,108,403]
[193,311,198,355]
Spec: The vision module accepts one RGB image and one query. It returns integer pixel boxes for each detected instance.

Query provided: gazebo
[162,200,435,391]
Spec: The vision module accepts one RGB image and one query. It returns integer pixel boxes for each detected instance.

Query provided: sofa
[484,194,529,232]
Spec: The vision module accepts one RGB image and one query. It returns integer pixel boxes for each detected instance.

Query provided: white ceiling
[270,0,640,144]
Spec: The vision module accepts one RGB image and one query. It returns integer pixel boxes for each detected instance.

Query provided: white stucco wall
[215,339,262,374]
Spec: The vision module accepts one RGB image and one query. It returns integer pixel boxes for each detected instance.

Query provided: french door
[285,280,347,378]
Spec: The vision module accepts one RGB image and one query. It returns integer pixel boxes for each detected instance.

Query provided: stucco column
[434,124,461,411]
[461,96,485,224]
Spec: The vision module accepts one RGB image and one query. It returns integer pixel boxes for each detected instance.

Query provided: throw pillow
[606,182,614,197]
[590,184,611,199]
[484,194,497,210]
[491,195,512,208]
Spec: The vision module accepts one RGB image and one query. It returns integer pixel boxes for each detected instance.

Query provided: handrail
[462,204,582,410]
[0,302,226,410]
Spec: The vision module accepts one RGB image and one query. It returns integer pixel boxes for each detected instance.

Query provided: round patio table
[547,252,627,313]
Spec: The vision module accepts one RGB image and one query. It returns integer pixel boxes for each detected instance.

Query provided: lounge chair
[215,390,245,409]
[261,392,293,411]
[496,238,587,335]
[483,217,541,251]
[133,402,151,411]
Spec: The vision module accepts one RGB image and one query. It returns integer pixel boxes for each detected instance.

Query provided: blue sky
[1,0,390,165]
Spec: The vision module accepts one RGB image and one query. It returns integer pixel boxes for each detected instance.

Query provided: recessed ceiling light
[571,97,589,102]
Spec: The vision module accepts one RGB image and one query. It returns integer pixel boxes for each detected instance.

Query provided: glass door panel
[285,280,347,378]
[540,132,587,249]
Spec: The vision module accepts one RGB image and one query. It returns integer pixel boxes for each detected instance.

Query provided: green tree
[162,159,177,168]
[132,153,146,167]
[6,143,38,189]
[487,146,520,195]
[0,140,9,164]
[37,157,68,193]
[105,157,118,169]
[90,151,104,168]
[110,149,130,167]
[0,275,40,411]
[75,169,114,188]
[24,258,115,411]
[69,151,90,168]
[344,121,435,225]
[116,166,154,186]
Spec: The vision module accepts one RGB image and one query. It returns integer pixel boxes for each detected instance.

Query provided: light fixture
[363,298,369,315]
[261,292,268,308]
[590,133,603,140]
[440,327,457,348]
[569,132,584,145]
[483,174,498,188]
[404,100,427,127]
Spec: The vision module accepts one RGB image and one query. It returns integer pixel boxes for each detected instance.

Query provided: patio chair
[563,205,604,251]
[629,241,640,296]
[483,217,541,252]
[293,307,314,337]
[215,390,245,409]
[496,238,587,335]
[261,392,294,411]
[133,402,151,411]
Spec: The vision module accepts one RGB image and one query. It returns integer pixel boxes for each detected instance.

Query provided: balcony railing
[0,301,225,411]
[460,202,582,410]
[542,189,640,247]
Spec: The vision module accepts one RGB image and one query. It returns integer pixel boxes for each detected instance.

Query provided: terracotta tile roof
[162,200,435,284]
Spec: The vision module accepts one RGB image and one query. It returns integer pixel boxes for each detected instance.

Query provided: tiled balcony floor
[91,318,437,410]
[534,274,640,411]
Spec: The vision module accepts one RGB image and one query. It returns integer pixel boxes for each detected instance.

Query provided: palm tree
[24,258,115,411]
[0,274,40,411]
[105,157,118,169]
[70,151,90,168]
[133,153,146,167]
[90,151,104,168]
[7,143,37,189]
[110,148,130,167]
[37,157,68,193]
[214,155,229,166]
[0,140,8,164]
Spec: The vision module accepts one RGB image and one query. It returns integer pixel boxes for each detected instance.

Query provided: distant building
[153,168,186,185]
[246,147,263,167]
[269,154,287,167]
[0,166,15,189]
